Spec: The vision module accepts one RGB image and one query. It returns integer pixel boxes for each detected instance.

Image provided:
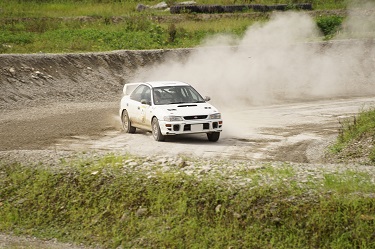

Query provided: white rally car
[119,81,223,142]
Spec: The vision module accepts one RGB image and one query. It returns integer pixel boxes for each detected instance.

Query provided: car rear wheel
[207,132,220,142]
[152,117,165,141]
[122,110,136,133]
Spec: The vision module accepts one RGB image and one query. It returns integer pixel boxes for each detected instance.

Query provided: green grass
[0,0,352,53]
[1,0,348,18]
[316,15,345,39]
[0,13,345,53]
[330,108,375,164]
[1,154,374,248]
[0,14,262,53]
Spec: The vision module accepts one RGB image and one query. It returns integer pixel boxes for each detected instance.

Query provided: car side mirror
[141,99,151,105]
[204,96,211,101]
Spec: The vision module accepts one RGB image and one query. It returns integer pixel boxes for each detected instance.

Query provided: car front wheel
[152,117,165,141]
[207,132,220,142]
[122,110,136,133]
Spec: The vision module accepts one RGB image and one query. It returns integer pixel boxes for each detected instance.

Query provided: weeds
[1,155,374,248]
[330,108,375,164]
[0,0,353,53]
[316,15,345,38]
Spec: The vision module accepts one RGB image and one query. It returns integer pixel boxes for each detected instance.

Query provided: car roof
[143,81,190,88]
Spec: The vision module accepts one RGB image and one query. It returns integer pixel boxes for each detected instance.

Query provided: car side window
[130,85,151,103]
[143,87,151,104]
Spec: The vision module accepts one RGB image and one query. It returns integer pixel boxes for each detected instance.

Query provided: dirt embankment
[0,49,191,110]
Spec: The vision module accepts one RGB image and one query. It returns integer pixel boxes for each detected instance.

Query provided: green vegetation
[0,0,350,53]
[316,15,345,39]
[1,0,348,18]
[330,108,375,164]
[1,155,374,248]
[0,15,257,53]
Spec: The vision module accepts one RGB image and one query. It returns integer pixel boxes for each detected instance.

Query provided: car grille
[183,115,208,120]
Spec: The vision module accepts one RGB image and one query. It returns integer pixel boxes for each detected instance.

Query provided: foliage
[0,15,257,53]
[0,155,374,248]
[0,0,352,53]
[316,15,344,38]
[330,108,375,164]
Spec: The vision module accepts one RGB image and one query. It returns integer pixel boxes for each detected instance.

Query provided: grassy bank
[0,0,349,54]
[329,108,375,165]
[1,0,348,18]
[1,154,374,248]
[0,15,259,53]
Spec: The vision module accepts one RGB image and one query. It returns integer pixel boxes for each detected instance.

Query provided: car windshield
[153,85,205,105]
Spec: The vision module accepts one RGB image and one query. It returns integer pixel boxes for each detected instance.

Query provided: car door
[129,85,152,128]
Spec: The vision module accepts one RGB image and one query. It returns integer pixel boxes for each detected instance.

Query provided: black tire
[152,117,165,141]
[207,132,220,142]
[122,110,136,133]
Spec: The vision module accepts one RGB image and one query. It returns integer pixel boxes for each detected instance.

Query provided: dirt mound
[0,49,191,110]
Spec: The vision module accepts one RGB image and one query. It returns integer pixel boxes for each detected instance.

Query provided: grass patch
[316,15,345,39]
[1,154,374,248]
[0,16,255,53]
[330,108,375,164]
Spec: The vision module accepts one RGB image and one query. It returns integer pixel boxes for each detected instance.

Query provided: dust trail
[132,2,375,137]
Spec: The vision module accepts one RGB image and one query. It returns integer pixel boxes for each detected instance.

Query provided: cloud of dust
[131,1,375,136]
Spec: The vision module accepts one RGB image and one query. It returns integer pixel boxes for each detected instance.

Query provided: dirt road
[2,96,375,163]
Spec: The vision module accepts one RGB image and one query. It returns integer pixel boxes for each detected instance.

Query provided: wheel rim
[123,113,129,131]
[152,120,158,139]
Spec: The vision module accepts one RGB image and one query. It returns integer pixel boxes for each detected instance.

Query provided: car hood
[154,103,219,117]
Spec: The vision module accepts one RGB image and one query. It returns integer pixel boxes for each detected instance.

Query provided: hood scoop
[177,104,198,107]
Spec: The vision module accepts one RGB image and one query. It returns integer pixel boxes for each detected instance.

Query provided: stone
[136,4,149,12]
[152,2,168,10]
[178,1,197,5]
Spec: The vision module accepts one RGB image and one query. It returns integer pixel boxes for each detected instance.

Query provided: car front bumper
[159,119,223,135]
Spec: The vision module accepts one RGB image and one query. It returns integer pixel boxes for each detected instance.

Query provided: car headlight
[209,113,221,119]
[164,116,184,121]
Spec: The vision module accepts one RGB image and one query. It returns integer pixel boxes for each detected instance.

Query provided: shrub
[316,15,344,37]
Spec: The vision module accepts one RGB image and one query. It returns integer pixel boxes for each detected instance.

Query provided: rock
[35,71,43,76]
[142,162,152,167]
[156,157,168,165]
[136,206,148,217]
[136,4,149,12]
[31,74,39,79]
[215,204,221,213]
[178,1,197,5]
[152,2,168,10]
[177,158,187,168]
[9,67,16,76]
[233,212,241,219]
[124,159,134,164]
[128,162,138,167]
